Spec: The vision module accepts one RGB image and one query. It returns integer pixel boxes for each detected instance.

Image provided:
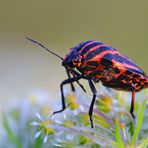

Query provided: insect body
[27,38,148,128]
[63,40,147,91]
[61,40,148,127]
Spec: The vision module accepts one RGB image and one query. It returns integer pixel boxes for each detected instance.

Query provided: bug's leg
[88,78,97,128]
[66,68,86,92]
[53,75,83,114]
[70,69,86,92]
[130,84,136,119]
[66,68,75,92]
[76,81,86,93]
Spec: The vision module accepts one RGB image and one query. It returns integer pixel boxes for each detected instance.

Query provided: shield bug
[27,37,148,128]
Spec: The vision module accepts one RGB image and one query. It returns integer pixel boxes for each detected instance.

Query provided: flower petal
[36,112,43,121]
[34,130,42,139]
[43,134,48,143]
[63,113,67,120]
[30,121,39,126]
[54,120,62,124]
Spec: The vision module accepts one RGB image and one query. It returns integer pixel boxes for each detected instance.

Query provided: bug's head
[62,41,94,69]
[62,49,83,69]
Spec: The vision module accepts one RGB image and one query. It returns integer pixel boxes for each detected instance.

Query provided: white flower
[31,112,55,143]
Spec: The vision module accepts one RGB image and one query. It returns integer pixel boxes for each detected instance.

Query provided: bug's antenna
[26,37,63,60]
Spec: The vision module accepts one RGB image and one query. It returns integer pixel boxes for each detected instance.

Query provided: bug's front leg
[53,75,83,114]
[88,78,97,128]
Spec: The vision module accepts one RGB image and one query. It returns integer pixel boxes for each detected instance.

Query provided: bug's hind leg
[130,84,136,119]
[88,79,97,128]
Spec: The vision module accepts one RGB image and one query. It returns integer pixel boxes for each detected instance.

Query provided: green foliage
[114,120,125,148]
[1,87,148,147]
[34,136,43,148]
[130,99,147,146]
[3,114,22,148]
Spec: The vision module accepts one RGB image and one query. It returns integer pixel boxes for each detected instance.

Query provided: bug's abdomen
[78,59,148,91]
[101,70,148,91]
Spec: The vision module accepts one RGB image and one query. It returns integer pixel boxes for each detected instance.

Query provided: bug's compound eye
[73,55,83,67]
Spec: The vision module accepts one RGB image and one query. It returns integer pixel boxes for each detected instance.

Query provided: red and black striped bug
[26,37,148,128]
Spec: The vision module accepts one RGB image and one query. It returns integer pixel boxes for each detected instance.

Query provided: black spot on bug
[86,61,99,67]
[133,74,140,78]
[139,78,146,82]
[100,59,113,67]
[102,78,133,91]
[114,67,120,74]
[91,70,103,77]
[118,75,131,82]
[79,66,96,72]
[125,70,133,76]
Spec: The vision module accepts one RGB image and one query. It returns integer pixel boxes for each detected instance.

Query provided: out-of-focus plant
[1,87,148,148]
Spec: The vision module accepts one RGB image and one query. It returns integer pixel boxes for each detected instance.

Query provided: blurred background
[0,0,148,105]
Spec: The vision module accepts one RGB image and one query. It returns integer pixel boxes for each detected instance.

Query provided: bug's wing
[100,47,145,75]
[82,43,145,75]
[100,49,148,91]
